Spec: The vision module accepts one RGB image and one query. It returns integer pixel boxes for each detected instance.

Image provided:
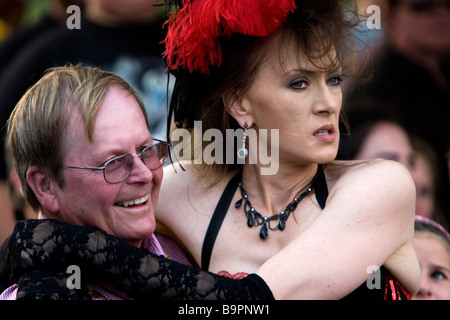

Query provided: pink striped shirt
[0,223,192,300]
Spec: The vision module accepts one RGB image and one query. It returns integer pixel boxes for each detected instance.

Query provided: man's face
[50,85,162,247]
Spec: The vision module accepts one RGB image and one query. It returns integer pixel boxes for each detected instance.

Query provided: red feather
[164,0,296,74]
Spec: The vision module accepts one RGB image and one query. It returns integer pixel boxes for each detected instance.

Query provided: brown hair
[415,216,450,251]
[168,0,359,184]
[7,65,148,210]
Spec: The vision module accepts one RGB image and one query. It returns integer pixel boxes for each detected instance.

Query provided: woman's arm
[256,160,420,299]
[0,161,419,300]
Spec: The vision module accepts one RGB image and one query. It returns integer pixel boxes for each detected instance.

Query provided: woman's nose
[313,84,341,116]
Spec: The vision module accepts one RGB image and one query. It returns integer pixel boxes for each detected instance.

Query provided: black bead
[247,214,254,227]
[278,218,286,230]
[259,223,268,239]
[238,179,314,240]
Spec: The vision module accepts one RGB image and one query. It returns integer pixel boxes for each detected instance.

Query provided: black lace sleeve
[0,219,273,300]
[15,270,91,300]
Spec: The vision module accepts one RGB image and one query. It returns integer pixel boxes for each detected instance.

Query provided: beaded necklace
[235,183,313,239]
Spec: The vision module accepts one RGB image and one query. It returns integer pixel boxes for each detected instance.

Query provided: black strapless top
[201,165,410,300]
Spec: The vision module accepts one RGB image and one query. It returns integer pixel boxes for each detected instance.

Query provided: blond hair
[7,65,148,210]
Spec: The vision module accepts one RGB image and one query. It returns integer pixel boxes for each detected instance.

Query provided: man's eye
[138,146,149,153]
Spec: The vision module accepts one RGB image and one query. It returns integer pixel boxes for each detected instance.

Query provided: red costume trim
[218,270,249,280]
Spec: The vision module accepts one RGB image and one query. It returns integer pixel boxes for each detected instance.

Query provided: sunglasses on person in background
[66,138,170,184]
[400,0,450,12]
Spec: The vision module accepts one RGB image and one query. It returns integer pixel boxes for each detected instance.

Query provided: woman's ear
[26,166,59,214]
[223,92,253,129]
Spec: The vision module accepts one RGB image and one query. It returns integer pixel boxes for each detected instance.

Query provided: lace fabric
[0,219,273,300]
[15,271,91,300]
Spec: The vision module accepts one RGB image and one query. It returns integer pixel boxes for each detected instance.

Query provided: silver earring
[237,123,248,159]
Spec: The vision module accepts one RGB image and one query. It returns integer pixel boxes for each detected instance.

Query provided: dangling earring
[237,123,248,159]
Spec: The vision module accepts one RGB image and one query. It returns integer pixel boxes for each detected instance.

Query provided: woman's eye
[431,271,447,281]
[327,75,343,86]
[290,79,308,89]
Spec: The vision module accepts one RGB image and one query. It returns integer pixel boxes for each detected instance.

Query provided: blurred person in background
[344,0,450,220]
[0,143,38,244]
[413,215,450,300]
[413,136,448,227]
[338,112,448,227]
[0,0,25,42]
[0,0,85,76]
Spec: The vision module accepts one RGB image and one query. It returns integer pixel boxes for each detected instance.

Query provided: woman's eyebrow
[430,264,450,274]
[286,65,342,76]
[285,67,318,76]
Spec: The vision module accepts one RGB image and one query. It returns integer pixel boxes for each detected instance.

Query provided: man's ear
[223,92,253,129]
[26,166,59,214]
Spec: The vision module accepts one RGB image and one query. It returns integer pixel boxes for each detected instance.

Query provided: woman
[1,0,419,300]
[413,216,450,300]
[412,137,448,226]
[155,0,419,299]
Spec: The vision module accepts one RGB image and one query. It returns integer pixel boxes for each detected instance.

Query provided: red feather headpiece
[163,0,297,74]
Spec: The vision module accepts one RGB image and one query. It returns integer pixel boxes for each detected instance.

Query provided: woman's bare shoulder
[258,160,418,299]
[324,159,416,221]
[158,162,204,213]
[162,161,199,186]
[325,159,413,187]
[156,162,241,260]
[157,161,239,222]
[325,160,419,295]
[161,161,236,196]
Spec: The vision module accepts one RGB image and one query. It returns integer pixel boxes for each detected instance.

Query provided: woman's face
[354,121,415,172]
[414,153,436,218]
[240,36,343,168]
[48,85,162,247]
[413,232,450,300]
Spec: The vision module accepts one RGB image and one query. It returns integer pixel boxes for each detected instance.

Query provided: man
[0,65,191,299]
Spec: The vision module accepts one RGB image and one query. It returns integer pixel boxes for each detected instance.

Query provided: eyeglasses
[400,0,450,12]
[66,139,170,184]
